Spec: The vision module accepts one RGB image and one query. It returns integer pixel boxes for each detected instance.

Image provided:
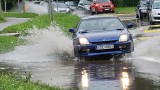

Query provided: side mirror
[127,23,134,29]
[69,28,76,33]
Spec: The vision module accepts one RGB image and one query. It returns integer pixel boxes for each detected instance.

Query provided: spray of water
[0,27,74,63]
[133,36,160,63]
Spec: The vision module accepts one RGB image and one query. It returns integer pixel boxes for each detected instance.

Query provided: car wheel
[150,20,154,25]
[95,8,99,14]
[74,47,79,57]
[139,14,143,19]
[111,10,114,13]
[136,14,139,18]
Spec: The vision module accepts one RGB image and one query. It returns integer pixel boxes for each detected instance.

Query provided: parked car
[69,15,134,59]
[148,0,160,24]
[136,0,150,19]
[78,0,92,11]
[53,2,70,13]
[90,0,115,14]
[65,1,78,11]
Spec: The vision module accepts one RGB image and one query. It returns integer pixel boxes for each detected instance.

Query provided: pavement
[0,18,29,31]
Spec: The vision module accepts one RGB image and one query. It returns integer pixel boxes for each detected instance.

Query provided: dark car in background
[69,15,134,59]
[136,0,150,19]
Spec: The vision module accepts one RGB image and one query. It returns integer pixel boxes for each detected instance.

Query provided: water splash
[0,27,74,63]
[133,36,160,63]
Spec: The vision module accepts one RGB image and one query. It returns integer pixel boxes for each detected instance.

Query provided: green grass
[0,14,6,23]
[0,14,51,35]
[0,13,80,35]
[0,73,61,90]
[1,12,38,18]
[115,7,136,14]
[0,36,26,53]
[53,13,80,35]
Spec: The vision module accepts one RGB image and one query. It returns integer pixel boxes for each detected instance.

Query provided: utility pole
[23,0,25,13]
[0,0,2,12]
[48,0,53,25]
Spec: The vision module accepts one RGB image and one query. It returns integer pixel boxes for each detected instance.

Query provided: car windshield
[153,1,160,9]
[140,1,147,6]
[54,3,68,8]
[83,0,91,5]
[78,17,125,32]
[97,0,110,3]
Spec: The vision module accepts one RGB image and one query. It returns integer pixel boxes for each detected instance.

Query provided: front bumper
[77,41,133,56]
[151,15,160,22]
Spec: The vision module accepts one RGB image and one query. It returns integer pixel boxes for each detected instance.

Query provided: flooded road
[0,24,160,90]
[1,1,160,90]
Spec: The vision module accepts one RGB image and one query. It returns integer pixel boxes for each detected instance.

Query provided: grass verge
[115,7,136,14]
[0,36,26,54]
[0,14,6,23]
[0,14,51,35]
[0,13,80,35]
[1,12,38,18]
[0,73,61,90]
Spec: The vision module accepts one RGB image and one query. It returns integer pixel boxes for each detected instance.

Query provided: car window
[153,1,160,9]
[78,17,124,31]
[54,3,68,8]
[97,0,110,3]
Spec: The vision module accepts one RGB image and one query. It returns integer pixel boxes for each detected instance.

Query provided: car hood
[80,31,122,43]
[153,9,160,13]
[98,2,112,6]
[54,8,69,11]
[84,5,90,10]
[139,6,147,9]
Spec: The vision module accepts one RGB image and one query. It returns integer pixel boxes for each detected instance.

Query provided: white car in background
[149,0,160,24]
[53,2,70,13]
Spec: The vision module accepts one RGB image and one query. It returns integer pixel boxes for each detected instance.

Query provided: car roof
[82,14,118,20]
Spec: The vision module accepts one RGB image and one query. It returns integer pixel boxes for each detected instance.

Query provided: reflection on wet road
[72,59,134,90]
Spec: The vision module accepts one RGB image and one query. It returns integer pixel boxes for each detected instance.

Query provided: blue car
[69,15,134,58]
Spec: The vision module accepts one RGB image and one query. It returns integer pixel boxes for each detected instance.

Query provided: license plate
[104,9,110,10]
[96,45,114,50]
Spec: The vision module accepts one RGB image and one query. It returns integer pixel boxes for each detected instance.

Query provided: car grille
[91,40,118,45]
[154,17,160,20]
[102,5,110,8]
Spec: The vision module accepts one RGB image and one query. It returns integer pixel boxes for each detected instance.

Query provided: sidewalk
[0,18,29,31]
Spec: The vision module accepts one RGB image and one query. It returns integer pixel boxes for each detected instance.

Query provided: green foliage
[0,14,6,23]
[115,7,136,14]
[0,36,25,53]
[53,13,80,35]
[112,0,139,7]
[0,73,62,90]
[1,12,39,18]
[1,0,19,11]
[0,14,50,35]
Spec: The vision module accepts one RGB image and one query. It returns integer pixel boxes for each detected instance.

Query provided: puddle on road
[0,21,160,89]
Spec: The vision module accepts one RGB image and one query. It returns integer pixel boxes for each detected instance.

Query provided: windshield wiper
[115,28,124,30]
[103,28,124,31]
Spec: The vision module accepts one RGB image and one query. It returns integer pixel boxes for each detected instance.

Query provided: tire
[139,14,143,19]
[95,8,99,14]
[150,20,154,25]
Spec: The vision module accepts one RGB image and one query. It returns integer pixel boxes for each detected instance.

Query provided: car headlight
[119,34,128,42]
[152,10,157,15]
[100,5,103,8]
[79,38,89,45]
